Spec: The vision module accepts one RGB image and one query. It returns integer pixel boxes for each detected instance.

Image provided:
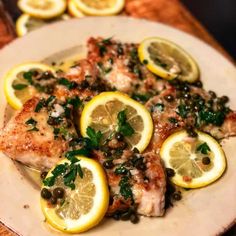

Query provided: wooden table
[0,0,235,235]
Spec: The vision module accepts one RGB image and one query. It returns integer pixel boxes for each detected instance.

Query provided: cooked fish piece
[87,37,169,97]
[0,96,77,170]
[145,83,236,153]
[94,149,166,217]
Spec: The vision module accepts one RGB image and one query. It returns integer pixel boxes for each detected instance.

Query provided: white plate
[0,17,236,236]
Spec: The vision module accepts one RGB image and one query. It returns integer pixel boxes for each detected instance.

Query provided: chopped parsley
[58,78,77,90]
[43,158,83,190]
[131,93,151,103]
[23,71,33,84]
[119,176,133,200]
[177,104,188,118]
[35,98,45,112]
[197,142,211,154]
[86,126,102,148]
[25,118,39,132]
[117,110,135,137]
[12,83,28,90]
[168,117,178,124]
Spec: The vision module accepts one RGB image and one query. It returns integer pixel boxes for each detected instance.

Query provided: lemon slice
[138,37,200,82]
[41,156,109,233]
[16,13,70,37]
[68,0,85,18]
[80,91,153,152]
[73,0,125,16]
[18,0,67,19]
[160,130,226,188]
[3,62,55,110]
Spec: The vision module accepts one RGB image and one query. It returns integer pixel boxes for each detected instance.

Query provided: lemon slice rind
[138,37,200,82]
[3,62,54,110]
[68,0,85,18]
[160,130,226,188]
[41,156,109,233]
[80,91,153,153]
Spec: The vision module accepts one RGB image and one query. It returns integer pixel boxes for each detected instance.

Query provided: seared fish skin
[94,149,166,217]
[0,96,77,170]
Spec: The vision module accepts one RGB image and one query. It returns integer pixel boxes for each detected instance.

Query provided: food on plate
[1,36,235,233]
[160,130,226,188]
[16,13,70,37]
[73,0,125,16]
[80,91,153,152]
[41,156,109,233]
[17,0,67,19]
[68,0,85,18]
[138,37,200,82]
[3,62,55,109]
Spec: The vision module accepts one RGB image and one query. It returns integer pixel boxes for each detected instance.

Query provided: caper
[104,151,112,158]
[192,93,200,100]
[50,196,57,205]
[198,99,205,106]
[209,90,216,99]
[183,85,190,92]
[173,192,182,201]
[115,132,124,141]
[220,95,229,104]
[164,94,174,102]
[103,160,114,169]
[194,81,203,88]
[132,147,140,154]
[202,156,211,165]
[166,168,175,177]
[130,214,139,224]
[183,93,191,99]
[53,187,65,199]
[40,171,48,180]
[186,128,198,137]
[120,211,131,221]
[112,213,120,220]
[80,80,89,89]
[216,103,224,111]
[41,188,52,200]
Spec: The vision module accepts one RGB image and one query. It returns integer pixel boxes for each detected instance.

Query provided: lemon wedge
[18,0,67,19]
[41,156,109,233]
[73,0,125,16]
[80,91,153,152]
[160,130,226,188]
[3,62,55,110]
[138,37,200,82]
[68,0,85,18]
[16,13,70,37]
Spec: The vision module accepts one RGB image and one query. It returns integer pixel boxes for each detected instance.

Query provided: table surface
[0,0,235,235]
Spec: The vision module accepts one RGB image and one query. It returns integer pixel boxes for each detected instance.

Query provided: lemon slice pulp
[18,0,67,19]
[41,156,109,233]
[80,91,153,152]
[138,37,200,82]
[160,130,226,188]
[3,62,55,110]
[73,0,125,16]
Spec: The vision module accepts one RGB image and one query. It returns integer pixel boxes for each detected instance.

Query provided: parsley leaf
[58,78,77,89]
[25,118,37,126]
[177,104,188,118]
[35,98,45,112]
[86,126,102,148]
[66,96,81,109]
[23,71,33,84]
[119,176,133,200]
[117,110,134,137]
[197,142,211,154]
[12,83,28,90]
